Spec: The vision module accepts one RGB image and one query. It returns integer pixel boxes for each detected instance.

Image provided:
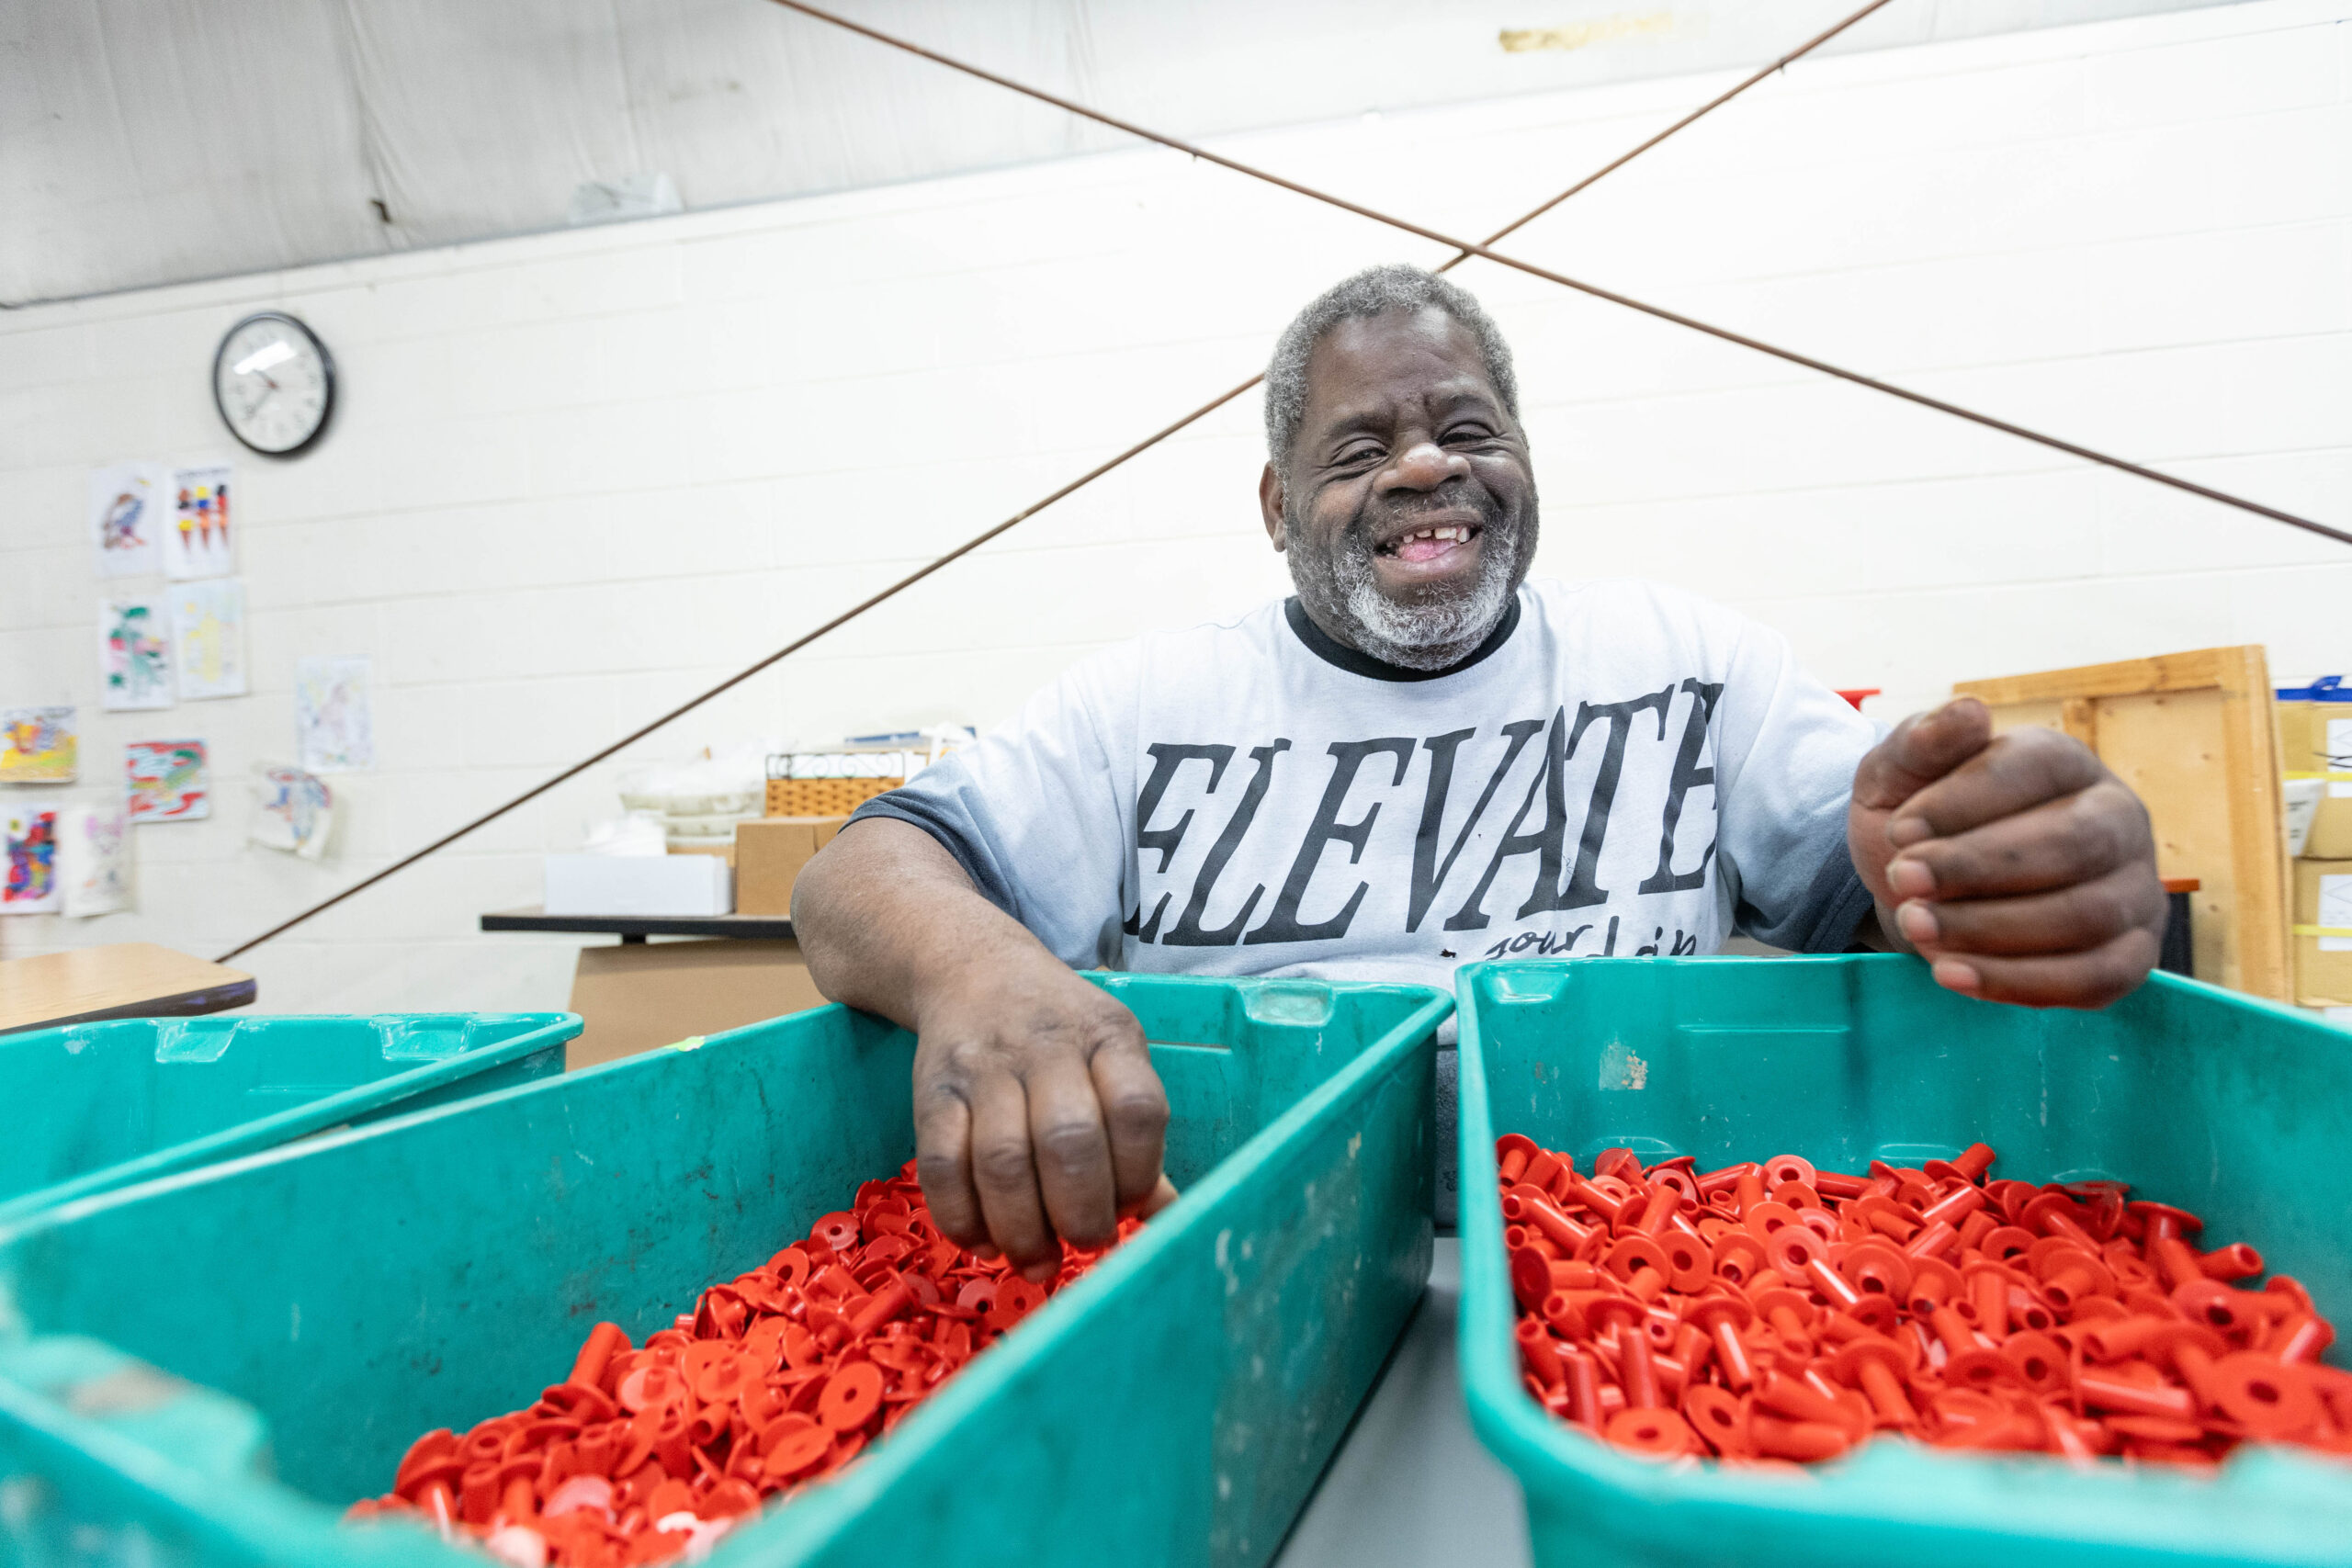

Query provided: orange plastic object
[1500,1135,2346,1468]
[353,1158,1139,1563]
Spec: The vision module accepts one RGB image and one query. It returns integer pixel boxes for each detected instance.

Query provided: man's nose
[1376,439,1467,493]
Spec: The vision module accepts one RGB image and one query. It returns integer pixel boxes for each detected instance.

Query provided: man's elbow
[789,832,854,941]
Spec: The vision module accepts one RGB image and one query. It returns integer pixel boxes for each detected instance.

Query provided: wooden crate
[1952,646,2289,1000]
[764,777,901,818]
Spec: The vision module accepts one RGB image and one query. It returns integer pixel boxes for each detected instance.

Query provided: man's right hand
[910,949,1173,1280]
[792,818,1173,1281]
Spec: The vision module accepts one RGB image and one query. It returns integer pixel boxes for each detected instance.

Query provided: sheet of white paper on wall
[98,599,175,712]
[59,804,130,917]
[125,740,209,823]
[250,765,333,859]
[2321,874,2352,953]
[2328,717,2352,798]
[171,579,248,699]
[162,461,235,581]
[1,808,60,914]
[295,656,372,773]
[87,462,166,578]
[0,707,77,784]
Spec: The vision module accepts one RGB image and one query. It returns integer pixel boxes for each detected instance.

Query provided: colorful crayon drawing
[88,462,165,578]
[164,461,235,580]
[125,739,209,822]
[251,765,334,859]
[2,810,60,913]
[171,579,248,700]
[295,656,373,773]
[100,599,175,712]
[60,805,129,917]
[0,707,76,784]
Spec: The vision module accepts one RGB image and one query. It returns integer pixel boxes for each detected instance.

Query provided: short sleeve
[845,652,1132,970]
[1706,614,1880,953]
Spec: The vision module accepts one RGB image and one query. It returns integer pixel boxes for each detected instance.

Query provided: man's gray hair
[1262,263,1520,469]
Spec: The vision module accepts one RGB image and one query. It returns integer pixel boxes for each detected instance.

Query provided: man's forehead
[1300,307,1500,423]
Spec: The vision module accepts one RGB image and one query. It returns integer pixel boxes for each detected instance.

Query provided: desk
[0,942,256,1035]
[1274,1238,1533,1568]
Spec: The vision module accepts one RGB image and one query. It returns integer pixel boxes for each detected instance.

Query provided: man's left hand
[1849,696,2166,1008]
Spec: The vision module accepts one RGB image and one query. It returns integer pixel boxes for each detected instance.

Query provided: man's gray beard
[1286,501,1530,672]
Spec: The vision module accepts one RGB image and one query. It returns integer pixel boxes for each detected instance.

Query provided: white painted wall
[3,0,2345,1014]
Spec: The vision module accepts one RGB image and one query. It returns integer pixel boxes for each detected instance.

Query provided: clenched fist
[1849,697,2166,1008]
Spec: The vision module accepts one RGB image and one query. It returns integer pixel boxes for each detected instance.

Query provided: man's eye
[1333,444,1385,467]
[1443,425,1497,445]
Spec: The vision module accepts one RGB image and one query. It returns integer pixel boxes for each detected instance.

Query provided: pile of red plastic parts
[350,1159,1138,1565]
[1498,1135,2346,1464]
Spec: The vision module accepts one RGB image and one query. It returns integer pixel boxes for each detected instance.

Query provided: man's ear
[1259,462,1287,551]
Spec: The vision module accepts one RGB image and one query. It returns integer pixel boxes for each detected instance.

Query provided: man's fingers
[912,1077,984,1247]
[1851,697,1995,812]
[1024,1058,1117,1253]
[1135,1173,1181,1220]
[1885,783,2147,902]
[1088,1028,1169,1216]
[1885,728,2108,850]
[1895,863,2165,959]
[967,1075,1056,1276]
[1923,926,2163,1010]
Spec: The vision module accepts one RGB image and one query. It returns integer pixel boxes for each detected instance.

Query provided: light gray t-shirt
[853,578,1878,990]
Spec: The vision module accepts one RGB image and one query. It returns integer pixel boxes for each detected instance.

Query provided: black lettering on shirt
[1408,720,1544,933]
[1134,743,1233,874]
[1245,738,1414,945]
[1445,686,1673,931]
[1163,739,1291,945]
[1637,680,1724,896]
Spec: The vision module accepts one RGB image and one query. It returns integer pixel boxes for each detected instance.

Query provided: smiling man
[793,264,2165,1278]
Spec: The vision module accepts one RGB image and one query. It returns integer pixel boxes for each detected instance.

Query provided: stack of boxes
[2282,678,2352,1010]
[735,747,933,916]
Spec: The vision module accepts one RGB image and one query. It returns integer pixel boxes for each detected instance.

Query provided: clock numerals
[212,312,334,457]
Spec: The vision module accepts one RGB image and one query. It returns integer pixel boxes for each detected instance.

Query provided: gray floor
[1272,1237,1535,1568]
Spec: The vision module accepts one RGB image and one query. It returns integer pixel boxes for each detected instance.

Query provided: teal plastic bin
[1456,954,2352,1568]
[0,1011,579,1224]
[0,974,1450,1568]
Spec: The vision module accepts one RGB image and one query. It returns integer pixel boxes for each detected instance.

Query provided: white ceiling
[0,0,2242,306]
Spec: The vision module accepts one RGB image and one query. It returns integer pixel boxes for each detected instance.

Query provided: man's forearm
[792,817,1058,1030]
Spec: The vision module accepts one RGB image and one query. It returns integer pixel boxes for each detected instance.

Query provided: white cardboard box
[544,853,733,916]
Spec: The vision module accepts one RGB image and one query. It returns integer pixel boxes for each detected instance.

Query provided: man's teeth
[1401,526,1471,543]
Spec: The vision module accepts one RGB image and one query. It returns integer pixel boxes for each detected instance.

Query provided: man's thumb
[1853,696,1993,810]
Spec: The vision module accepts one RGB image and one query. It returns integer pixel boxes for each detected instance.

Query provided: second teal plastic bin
[0,1010,578,1224]
[0,975,1449,1568]
[1456,954,2352,1568]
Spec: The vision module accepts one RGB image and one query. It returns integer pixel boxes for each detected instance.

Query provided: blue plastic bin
[0,1011,579,1224]
[1457,954,2352,1568]
[0,975,1448,1568]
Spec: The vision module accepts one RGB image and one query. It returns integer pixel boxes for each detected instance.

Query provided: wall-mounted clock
[211,311,335,457]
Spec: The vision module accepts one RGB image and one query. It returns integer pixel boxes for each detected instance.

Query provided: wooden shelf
[480,908,795,943]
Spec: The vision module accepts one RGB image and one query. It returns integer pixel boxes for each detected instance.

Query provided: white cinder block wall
[2,0,2345,1012]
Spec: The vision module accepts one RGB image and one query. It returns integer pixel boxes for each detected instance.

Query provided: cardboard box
[2292,859,2352,1006]
[735,816,847,916]
[544,853,732,916]
[2278,701,2352,858]
[565,939,826,1071]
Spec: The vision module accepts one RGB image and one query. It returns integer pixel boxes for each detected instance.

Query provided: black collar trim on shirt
[1283,593,1523,683]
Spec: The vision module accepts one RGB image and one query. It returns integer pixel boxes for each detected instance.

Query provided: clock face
[212,312,334,457]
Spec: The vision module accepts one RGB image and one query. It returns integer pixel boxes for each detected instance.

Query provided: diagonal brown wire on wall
[211,3,1891,964]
